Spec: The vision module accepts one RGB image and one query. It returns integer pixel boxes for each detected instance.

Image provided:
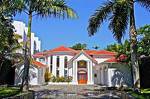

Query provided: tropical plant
[88,0,150,88]
[137,25,150,56]
[20,0,77,91]
[106,40,130,63]
[0,0,25,86]
[44,68,51,83]
[70,43,87,50]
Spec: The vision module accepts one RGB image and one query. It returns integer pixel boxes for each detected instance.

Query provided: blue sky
[14,0,150,51]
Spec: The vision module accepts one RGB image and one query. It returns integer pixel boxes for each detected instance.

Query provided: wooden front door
[78,71,87,84]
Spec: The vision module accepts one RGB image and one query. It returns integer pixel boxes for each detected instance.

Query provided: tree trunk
[129,0,140,88]
[22,12,32,92]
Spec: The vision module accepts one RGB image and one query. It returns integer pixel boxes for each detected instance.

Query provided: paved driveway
[30,85,133,99]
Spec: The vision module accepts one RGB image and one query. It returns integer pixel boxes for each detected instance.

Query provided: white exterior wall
[107,63,132,87]
[12,21,41,55]
[31,32,35,55]
[68,68,72,77]
[12,21,26,54]
[29,67,38,85]
[34,37,41,52]
[94,55,113,64]
[94,63,132,87]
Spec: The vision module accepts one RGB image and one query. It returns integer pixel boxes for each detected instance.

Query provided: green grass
[141,88,150,94]
[0,87,20,98]
[128,88,150,99]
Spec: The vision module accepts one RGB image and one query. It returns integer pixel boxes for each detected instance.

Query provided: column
[72,61,77,84]
[87,61,90,84]
[60,56,64,77]
[47,56,50,71]
[52,56,56,76]
[90,62,94,84]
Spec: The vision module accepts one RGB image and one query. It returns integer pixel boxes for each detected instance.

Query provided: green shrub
[51,76,57,82]
[44,68,51,82]
[51,76,72,82]
[65,76,72,82]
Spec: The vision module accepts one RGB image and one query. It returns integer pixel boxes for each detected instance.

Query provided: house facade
[12,20,41,55]
[33,46,132,87]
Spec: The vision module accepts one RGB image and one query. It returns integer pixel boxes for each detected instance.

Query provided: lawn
[0,87,20,98]
[127,88,150,99]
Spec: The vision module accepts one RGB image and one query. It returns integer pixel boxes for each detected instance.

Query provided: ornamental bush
[51,76,72,82]
[44,68,51,82]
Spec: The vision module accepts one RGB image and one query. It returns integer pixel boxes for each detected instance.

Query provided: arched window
[56,56,59,68]
[64,56,68,68]
[50,56,53,73]
[33,41,37,54]
[77,60,87,68]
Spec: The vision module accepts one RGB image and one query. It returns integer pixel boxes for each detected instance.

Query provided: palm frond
[33,0,77,19]
[87,1,114,36]
[137,0,150,11]
[108,2,129,43]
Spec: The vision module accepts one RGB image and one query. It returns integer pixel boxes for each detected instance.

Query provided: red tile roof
[68,51,98,64]
[33,52,45,58]
[47,46,77,54]
[105,57,118,63]
[33,46,116,58]
[85,50,116,55]
[32,60,47,68]
[105,54,127,63]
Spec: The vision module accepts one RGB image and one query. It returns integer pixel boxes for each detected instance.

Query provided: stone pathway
[30,85,133,99]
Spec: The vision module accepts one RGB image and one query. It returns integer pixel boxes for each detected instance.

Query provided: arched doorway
[77,60,87,84]
[78,70,87,84]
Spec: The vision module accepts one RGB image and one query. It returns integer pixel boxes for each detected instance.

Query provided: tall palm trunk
[22,12,32,91]
[130,0,140,88]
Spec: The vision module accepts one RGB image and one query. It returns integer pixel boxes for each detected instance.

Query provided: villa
[33,46,132,87]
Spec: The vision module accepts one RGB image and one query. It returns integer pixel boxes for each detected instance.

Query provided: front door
[78,71,87,84]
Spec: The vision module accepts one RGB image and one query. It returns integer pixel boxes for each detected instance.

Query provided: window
[64,70,67,77]
[56,56,59,68]
[34,41,36,54]
[94,74,97,78]
[39,58,45,62]
[50,56,53,73]
[90,55,93,57]
[64,56,68,68]
[56,70,59,77]
[78,60,87,68]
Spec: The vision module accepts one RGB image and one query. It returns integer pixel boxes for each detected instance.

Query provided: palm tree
[88,0,150,88]
[21,0,77,91]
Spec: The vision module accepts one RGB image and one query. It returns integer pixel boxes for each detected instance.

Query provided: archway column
[87,61,94,84]
[72,60,78,84]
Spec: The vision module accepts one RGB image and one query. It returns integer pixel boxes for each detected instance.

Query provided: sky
[14,0,150,51]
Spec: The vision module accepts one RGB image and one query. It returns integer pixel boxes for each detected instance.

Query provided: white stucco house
[33,46,132,87]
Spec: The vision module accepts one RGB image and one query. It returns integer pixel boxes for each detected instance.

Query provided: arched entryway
[77,60,88,84]
[78,70,87,84]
